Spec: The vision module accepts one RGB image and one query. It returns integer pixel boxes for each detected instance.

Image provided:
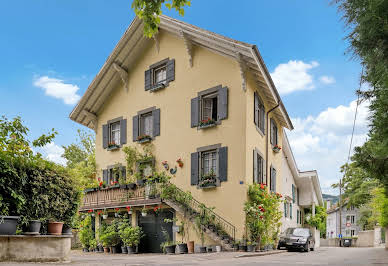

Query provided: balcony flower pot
[22,220,41,235]
[199,246,207,253]
[128,183,137,190]
[238,244,247,252]
[187,241,194,253]
[207,246,213,252]
[107,143,120,151]
[127,245,137,254]
[137,179,146,186]
[84,188,96,193]
[0,216,19,235]
[120,184,128,189]
[110,246,118,254]
[177,243,188,254]
[82,248,89,252]
[121,246,128,254]
[198,118,217,129]
[98,245,104,252]
[165,244,176,254]
[103,247,110,253]
[102,214,108,219]
[47,221,63,235]
[141,211,147,217]
[137,135,152,144]
[62,224,73,235]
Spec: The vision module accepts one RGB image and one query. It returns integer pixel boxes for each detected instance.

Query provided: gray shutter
[103,169,108,184]
[297,188,300,205]
[218,146,228,182]
[254,92,259,126]
[217,87,228,120]
[253,150,258,183]
[191,152,199,185]
[270,118,274,145]
[290,203,292,219]
[120,119,127,145]
[121,166,126,180]
[145,69,152,90]
[102,124,108,149]
[284,202,287,217]
[132,115,139,142]
[166,59,175,82]
[260,104,265,133]
[292,184,295,203]
[191,97,199,128]
[263,159,267,185]
[152,108,160,137]
[272,168,276,192]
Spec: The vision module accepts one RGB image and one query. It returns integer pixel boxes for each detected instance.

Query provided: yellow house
[70,15,297,253]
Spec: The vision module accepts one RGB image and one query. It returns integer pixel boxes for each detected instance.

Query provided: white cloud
[287,99,370,194]
[271,60,319,95]
[41,142,67,165]
[319,75,335,84]
[34,76,81,105]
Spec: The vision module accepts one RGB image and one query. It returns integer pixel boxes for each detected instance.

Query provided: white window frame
[139,112,153,137]
[109,121,121,145]
[153,64,167,85]
[200,92,218,122]
[201,149,218,176]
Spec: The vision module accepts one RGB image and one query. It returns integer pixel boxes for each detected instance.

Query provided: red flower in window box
[114,208,120,212]
[88,209,93,213]
[126,206,131,211]
[99,181,103,187]
[260,184,265,190]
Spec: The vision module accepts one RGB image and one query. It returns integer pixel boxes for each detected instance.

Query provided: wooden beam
[81,110,97,131]
[236,52,247,91]
[180,30,193,67]
[112,62,129,92]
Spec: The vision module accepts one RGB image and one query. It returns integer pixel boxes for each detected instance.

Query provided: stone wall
[0,235,72,262]
[356,230,374,247]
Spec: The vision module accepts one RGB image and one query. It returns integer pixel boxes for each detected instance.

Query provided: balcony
[80,184,162,211]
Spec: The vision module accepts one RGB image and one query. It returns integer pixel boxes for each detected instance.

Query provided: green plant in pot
[79,216,93,252]
[160,218,176,254]
[99,223,120,253]
[176,218,189,254]
[119,225,144,254]
[194,215,206,253]
[89,238,97,252]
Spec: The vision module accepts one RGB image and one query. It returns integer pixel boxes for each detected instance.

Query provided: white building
[326,203,361,238]
[281,132,324,233]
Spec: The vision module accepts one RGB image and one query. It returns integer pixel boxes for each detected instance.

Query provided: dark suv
[279,228,315,252]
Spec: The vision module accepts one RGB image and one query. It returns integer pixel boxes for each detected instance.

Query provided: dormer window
[145,58,175,92]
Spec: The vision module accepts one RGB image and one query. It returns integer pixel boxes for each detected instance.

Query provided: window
[102,165,126,185]
[351,230,355,237]
[254,92,265,134]
[201,93,218,122]
[110,121,120,145]
[292,184,296,203]
[297,210,300,224]
[270,118,278,146]
[153,64,167,85]
[145,58,175,91]
[345,229,350,237]
[191,85,228,128]
[290,203,293,219]
[351,215,355,224]
[191,145,228,187]
[253,149,265,184]
[201,150,217,176]
[270,166,276,192]
[140,112,153,137]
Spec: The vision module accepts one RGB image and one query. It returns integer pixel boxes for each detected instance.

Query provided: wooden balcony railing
[80,184,162,211]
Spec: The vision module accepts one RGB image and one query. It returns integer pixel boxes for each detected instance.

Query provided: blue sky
[0,1,368,194]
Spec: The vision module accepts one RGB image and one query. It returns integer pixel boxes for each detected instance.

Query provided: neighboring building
[70,15,322,252]
[326,203,361,238]
[280,132,323,233]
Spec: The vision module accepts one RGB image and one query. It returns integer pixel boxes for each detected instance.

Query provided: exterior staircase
[162,184,236,251]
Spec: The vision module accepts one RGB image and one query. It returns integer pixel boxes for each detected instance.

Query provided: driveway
[2,247,387,265]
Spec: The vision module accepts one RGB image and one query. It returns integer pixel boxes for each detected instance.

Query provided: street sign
[339,233,342,238]
[346,222,351,227]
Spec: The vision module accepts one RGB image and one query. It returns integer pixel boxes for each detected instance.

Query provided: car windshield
[286,228,310,237]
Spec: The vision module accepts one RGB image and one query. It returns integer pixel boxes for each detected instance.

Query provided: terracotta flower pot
[47,221,63,235]
[187,241,194,253]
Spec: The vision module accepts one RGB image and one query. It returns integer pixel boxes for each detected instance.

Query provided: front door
[138,209,174,253]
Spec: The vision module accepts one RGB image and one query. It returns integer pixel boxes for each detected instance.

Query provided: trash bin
[343,239,352,247]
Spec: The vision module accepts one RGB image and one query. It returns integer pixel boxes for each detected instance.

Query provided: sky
[0,1,369,195]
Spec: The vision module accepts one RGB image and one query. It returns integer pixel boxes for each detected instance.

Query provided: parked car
[282,228,315,252]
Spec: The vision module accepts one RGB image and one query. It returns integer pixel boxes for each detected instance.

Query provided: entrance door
[138,209,174,253]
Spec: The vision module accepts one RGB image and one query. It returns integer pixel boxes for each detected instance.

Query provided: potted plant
[47,219,64,235]
[137,134,152,144]
[126,206,132,215]
[89,239,97,252]
[247,241,257,252]
[141,207,148,217]
[21,219,42,235]
[194,216,207,253]
[102,209,108,220]
[119,226,144,254]
[198,170,217,188]
[272,144,281,153]
[199,118,216,129]
[107,141,120,150]
[238,238,247,252]
[177,220,188,254]
[80,216,93,252]
[114,208,120,218]
[161,240,176,254]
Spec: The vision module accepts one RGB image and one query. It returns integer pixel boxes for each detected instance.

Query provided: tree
[333,0,388,195]
[304,205,327,238]
[62,129,96,189]
[131,0,191,37]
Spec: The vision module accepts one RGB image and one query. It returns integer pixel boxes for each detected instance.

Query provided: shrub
[119,226,144,247]
[79,216,94,248]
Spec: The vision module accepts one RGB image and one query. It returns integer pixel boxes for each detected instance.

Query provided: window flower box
[198,118,217,129]
[150,82,166,92]
[137,135,152,144]
[272,145,281,153]
[199,173,217,189]
[84,188,96,193]
[107,142,120,151]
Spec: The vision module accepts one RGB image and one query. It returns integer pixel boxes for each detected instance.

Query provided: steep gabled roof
[70,15,293,130]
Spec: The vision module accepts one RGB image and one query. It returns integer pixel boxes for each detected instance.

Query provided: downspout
[265,102,280,187]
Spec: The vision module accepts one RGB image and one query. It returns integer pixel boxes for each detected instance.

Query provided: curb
[234,250,287,258]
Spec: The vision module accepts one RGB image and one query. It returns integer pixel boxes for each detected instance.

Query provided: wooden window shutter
[218,146,228,182]
[270,118,274,145]
[190,152,199,185]
[253,150,258,183]
[284,202,287,217]
[166,59,175,83]
[152,109,161,137]
[103,169,108,184]
[120,119,127,145]
[297,188,300,205]
[254,92,259,126]
[290,203,292,219]
[132,115,139,142]
[102,124,108,149]
[263,159,267,185]
[217,87,228,120]
[292,184,295,203]
[121,166,126,180]
[145,69,152,90]
[191,97,199,128]
[260,104,265,133]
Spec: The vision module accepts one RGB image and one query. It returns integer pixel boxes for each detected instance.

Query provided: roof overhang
[69,15,294,131]
[299,170,324,206]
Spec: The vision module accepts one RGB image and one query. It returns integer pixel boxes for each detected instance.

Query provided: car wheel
[305,243,310,252]
[310,246,314,251]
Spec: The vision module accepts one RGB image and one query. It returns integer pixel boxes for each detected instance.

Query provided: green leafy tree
[304,205,327,238]
[131,0,191,37]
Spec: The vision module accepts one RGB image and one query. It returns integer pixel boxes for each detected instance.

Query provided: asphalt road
[2,247,387,266]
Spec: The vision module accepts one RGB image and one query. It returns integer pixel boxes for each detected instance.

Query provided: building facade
[326,204,361,239]
[70,15,322,252]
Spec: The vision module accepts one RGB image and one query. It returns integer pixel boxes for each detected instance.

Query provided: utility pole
[339,179,342,246]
